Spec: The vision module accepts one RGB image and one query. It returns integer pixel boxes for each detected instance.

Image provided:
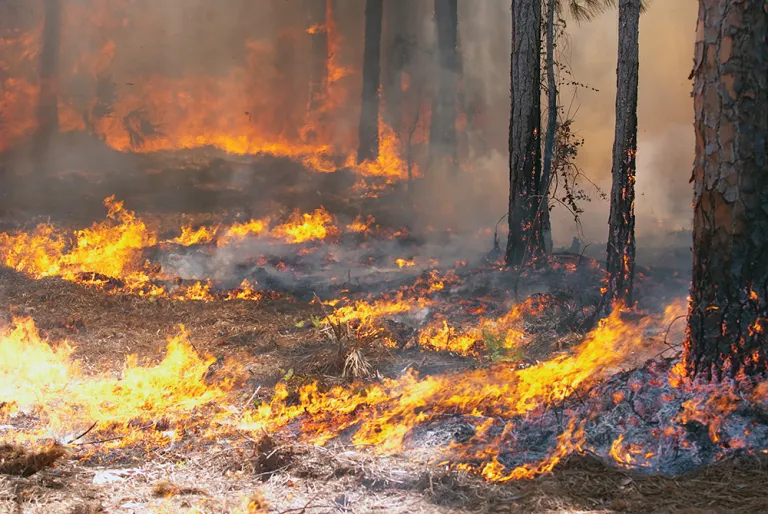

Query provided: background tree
[381,0,412,135]
[507,0,544,267]
[684,0,768,380]
[427,0,459,176]
[34,0,61,174]
[603,0,640,309]
[307,0,329,114]
[357,0,383,163]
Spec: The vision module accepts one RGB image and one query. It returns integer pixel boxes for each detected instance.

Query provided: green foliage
[482,329,524,362]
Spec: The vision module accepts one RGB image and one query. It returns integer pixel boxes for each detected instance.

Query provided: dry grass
[0,444,67,477]
[2,268,766,512]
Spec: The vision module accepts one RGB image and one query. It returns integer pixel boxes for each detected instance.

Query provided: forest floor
[1,147,764,512]
[1,268,766,513]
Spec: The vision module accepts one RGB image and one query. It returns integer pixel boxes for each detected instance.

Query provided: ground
[1,269,765,513]
[0,150,764,513]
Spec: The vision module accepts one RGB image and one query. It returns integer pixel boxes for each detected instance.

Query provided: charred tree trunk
[34,0,61,174]
[604,0,640,309]
[684,0,768,380]
[427,0,459,176]
[506,0,543,267]
[541,0,557,254]
[357,0,383,164]
[307,0,329,114]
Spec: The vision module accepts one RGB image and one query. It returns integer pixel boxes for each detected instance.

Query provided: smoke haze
[0,0,699,256]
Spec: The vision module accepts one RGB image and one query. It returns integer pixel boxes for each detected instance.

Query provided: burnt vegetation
[0,0,766,512]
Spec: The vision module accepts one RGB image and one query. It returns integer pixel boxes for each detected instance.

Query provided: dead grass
[0,444,67,477]
[2,268,766,512]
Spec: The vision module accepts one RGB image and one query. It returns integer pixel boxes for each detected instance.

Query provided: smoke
[1,0,699,262]
[453,0,698,252]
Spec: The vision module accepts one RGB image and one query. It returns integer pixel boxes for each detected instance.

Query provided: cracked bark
[506,0,544,267]
[605,0,640,309]
[684,0,768,380]
[357,0,383,163]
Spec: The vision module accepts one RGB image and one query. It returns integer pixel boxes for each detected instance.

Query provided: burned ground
[0,153,764,513]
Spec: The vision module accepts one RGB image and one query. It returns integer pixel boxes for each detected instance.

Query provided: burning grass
[0,199,763,511]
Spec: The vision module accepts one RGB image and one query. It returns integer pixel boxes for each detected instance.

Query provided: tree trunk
[35,0,61,174]
[506,0,543,267]
[382,0,410,134]
[357,0,383,164]
[307,0,328,114]
[604,0,640,309]
[684,0,768,380]
[541,0,557,254]
[427,0,459,176]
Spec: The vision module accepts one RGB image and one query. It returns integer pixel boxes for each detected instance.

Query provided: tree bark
[35,0,61,174]
[506,0,543,267]
[604,0,640,309]
[427,0,459,175]
[541,0,557,254]
[357,0,383,164]
[684,0,768,380]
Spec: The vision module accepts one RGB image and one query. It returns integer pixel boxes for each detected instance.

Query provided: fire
[346,215,376,234]
[270,207,337,244]
[0,318,236,447]
[172,224,218,246]
[395,258,416,268]
[0,195,155,282]
[237,301,687,474]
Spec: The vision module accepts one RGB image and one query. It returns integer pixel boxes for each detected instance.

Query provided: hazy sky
[554,0,699,245]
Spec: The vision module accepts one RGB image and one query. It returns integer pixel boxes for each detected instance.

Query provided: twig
[663,315,687,348]
[240,386,262,415]
[67,421,98,444]
[71,435,124,446]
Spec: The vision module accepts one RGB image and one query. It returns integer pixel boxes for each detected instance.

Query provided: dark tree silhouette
[506,0,544,267]
[427,0,459,176]
[34,0,61,174]
[357,0,383,163]
[684,0,768,380]
[307,0,328,113]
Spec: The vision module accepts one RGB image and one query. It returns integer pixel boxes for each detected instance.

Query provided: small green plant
[482,329,524,362]
[310,315,323,328]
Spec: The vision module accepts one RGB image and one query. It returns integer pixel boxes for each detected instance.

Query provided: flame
[237,301,686,472]
[346,215,376,234]
[0,195,154,282]
[270,207,337,244]
[0,318,236,447]
[395,258,416,268]
[0,3,415,191]
[171,224,218,246]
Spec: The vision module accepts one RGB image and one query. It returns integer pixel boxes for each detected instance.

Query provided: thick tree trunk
[34,0,61,174]
[506,0,543,267]
[427,0,459,176]
[684,0,768,380]
[307,0,328,114]
[604,0,640,309]
[357,0,383,164]
[541,0,557,254]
